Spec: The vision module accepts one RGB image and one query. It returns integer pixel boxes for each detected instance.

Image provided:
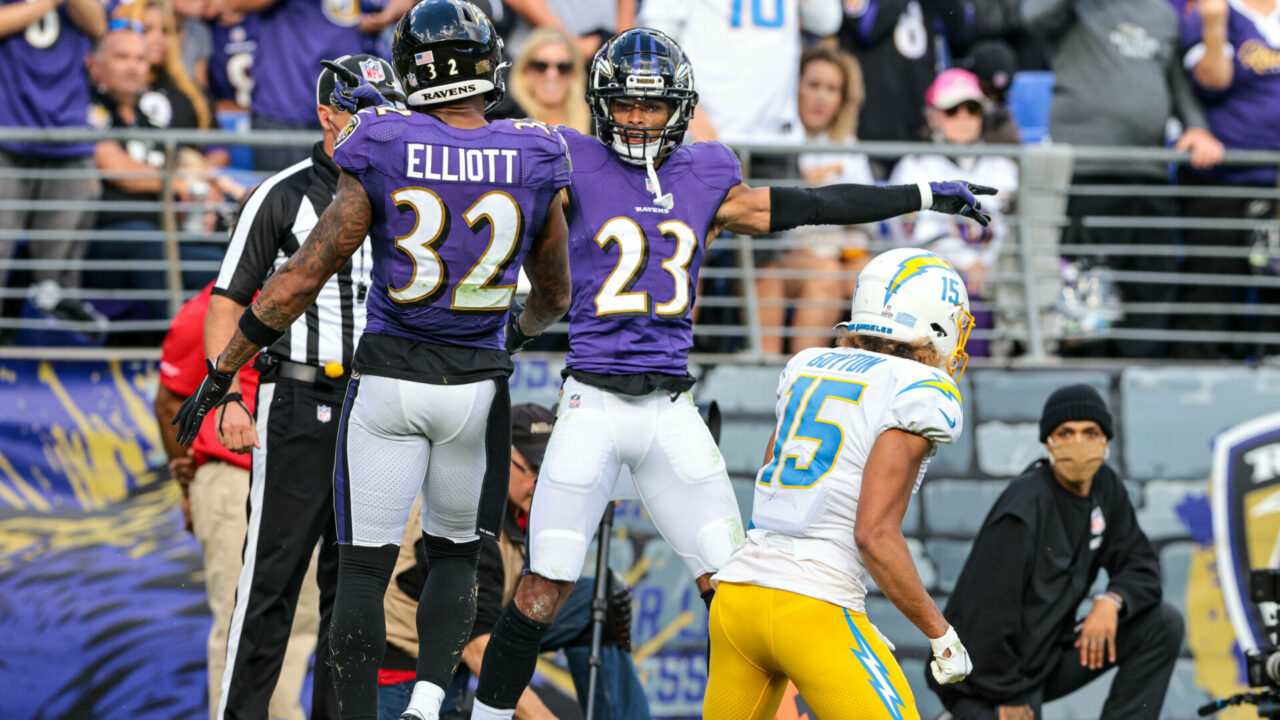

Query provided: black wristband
[768,183,923,233]
[238,307,285,349]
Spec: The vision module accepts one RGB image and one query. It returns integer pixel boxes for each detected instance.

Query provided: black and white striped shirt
[213,142,372,368]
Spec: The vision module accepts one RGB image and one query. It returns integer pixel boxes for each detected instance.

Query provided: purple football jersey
[1181,7,1280,185]
[208,16,258,107]
[334,110,571,350]
[251,0,372,126]
[560,130,742,376]
[0,0,110,156]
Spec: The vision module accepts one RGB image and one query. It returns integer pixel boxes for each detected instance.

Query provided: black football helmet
[392,0,506,110]
[586,28,697,166]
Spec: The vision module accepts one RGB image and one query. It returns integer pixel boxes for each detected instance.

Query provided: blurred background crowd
[1,0,1277,361]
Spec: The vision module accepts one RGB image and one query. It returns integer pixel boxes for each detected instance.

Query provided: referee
[204,54,407,720]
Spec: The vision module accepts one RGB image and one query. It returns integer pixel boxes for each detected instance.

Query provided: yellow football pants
[704,581,920,720]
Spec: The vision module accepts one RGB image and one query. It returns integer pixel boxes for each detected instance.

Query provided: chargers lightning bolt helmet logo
[883,252,959,305]
[840,248,975,380]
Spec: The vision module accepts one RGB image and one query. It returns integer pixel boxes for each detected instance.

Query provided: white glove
[929,625,972,684]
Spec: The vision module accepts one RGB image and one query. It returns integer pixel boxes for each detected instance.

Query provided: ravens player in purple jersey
[172,2,573,719]
[470,27,996,720]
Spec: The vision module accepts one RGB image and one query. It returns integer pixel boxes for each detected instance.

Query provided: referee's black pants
[220,376,343,720]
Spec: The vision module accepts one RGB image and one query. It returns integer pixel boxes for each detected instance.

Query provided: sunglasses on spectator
[943,101,984,117]
[529,60,574,75]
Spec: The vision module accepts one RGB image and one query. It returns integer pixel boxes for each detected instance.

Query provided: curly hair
[835,330,943,369]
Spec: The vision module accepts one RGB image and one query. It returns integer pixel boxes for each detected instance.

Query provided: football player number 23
[594,217,698,318]
[389,188,522,311]
[761,375,867,490]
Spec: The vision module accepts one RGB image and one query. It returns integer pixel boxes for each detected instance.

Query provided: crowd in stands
[1,0,1277,358]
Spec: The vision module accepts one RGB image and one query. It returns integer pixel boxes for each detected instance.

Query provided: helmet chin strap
[644,156,674,210]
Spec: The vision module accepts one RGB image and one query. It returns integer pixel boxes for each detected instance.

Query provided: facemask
[1047,438,1107,484]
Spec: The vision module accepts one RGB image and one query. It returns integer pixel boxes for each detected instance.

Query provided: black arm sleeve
[1101,486,1163,618]
[469,538,507,641]
[212,179,299,305]
[769,183,923,233]
[946,513,1037,704]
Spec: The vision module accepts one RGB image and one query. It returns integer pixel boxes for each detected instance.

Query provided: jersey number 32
[388,188,522,312]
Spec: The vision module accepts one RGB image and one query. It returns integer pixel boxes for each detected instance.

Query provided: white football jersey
[639,0,843,144]
[713,346,963,611]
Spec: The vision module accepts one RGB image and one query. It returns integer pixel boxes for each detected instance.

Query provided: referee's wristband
[239,307,285,349]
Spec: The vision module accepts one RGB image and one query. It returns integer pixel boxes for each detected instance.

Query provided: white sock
[469,698,516,720]
[402,680,445,719]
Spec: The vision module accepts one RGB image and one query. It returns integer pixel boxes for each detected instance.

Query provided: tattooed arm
[516,193,572,337]
[214,171,372,373]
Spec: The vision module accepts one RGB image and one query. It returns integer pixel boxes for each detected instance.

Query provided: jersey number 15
[761,375,866,490]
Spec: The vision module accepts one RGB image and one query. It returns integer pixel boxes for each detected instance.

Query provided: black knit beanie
[1039,384,1113,442]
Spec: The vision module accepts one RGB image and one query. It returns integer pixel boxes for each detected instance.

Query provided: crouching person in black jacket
[929,384,1182,720]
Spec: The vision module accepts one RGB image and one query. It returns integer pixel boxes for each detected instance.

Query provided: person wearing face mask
[928,384,1181,720]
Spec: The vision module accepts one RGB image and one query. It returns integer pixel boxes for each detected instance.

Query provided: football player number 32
[389,188,522,311]
[761,375,867,489]
[594,217,697,318]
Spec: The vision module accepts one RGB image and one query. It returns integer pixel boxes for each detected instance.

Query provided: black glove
[505,302,535,354]
[928,180,997,226]
[172,359,237,445]
[606,569,633,654]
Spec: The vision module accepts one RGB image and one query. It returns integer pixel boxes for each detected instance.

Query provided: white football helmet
[838,248,975,379]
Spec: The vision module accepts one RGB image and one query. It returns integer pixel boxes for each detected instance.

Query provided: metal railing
[2,126,1278,362]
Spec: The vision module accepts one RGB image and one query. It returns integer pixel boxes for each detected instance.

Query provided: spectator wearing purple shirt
[1175,0,1280,358]
[0,0,107,326]
[226,0,410,171]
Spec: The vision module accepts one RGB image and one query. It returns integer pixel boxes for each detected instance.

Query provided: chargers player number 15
[761,375,866,490]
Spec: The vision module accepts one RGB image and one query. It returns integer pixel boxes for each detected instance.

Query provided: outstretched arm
[712,180,994,238]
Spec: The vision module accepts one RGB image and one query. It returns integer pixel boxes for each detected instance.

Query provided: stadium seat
[1159,541,1193,623]
[718,417,776,475]
[1120,366,1280,479]
[1137,480,1207,542]
[696,365,785,414]
[972,370,1111,424]
[1007,71,1055,145]
[923,538,972,593]
[929,429,975,477]
[974,420,1045,477]
[922,479,1007,536]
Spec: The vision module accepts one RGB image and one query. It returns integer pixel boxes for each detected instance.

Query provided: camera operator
[929,384,1183,720]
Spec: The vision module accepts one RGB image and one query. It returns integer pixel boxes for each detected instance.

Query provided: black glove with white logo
[172,359,237,445]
